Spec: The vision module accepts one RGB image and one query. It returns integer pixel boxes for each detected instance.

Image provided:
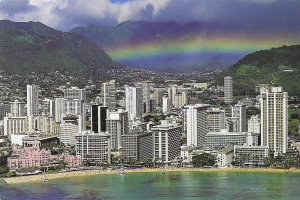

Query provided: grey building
[234,145,269,166]
[224,76,233,103]
[205,131,259,149]
[76,131,111,164]
[231,104,247,132]
[106,109,129,150]
[152,121,182,163]
[121,131,153,161]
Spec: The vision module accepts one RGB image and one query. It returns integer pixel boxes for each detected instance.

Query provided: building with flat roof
[184,104,209,147]
[234,145,269,166]
[152,121,182,163]
[205,131,258,149]
[224,76,233,103]
[260,86,288,155]
[76,131,111,164]
[121,131,153,161]
[125,84,143,120]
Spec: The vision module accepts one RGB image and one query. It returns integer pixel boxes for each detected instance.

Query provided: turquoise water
[0,172,300,199]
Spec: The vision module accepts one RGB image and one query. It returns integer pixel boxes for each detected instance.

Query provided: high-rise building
[3,116,28,136]
[153,88,164,107]
[10,100,26,117]
[260,86,288,155]
[60,115,79,145]
[162,96,171,114]
[63,87,86,130]
[125,84,143,120]
[231,104,247,132]
[184,104,209,147]
[121,132,153,161]
[248,115,260,134]
[91,105,108,133]
[27,85,39,116]
[76,131,111,164]
[0,103,11,120]
[106,109,129,149]
[139,81,151,113]
[54,98,65,123]
[101,80,116,111]
[152,121,182,162]
[224,76,233,103]
[207,107,226,132]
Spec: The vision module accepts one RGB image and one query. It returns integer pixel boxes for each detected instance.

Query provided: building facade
[224,76,233,103]
[260,86,288,155]
[76,132,111,164]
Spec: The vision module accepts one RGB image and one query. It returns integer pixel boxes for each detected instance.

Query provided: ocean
[0,171,299,199]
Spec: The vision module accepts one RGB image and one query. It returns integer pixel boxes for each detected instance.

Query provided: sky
[0,0,299,32]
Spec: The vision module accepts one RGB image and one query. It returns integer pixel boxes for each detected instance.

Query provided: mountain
[216,45,300,95]
[0,20,119,75]
[70,21,249,72]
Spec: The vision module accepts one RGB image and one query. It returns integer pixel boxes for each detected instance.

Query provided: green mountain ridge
[0,20,119,75]
[217,45,300,95]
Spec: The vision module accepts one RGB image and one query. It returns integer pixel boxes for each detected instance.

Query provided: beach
[3,167,300,185]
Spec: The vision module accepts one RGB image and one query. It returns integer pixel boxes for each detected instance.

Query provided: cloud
[0,0,298,32]
[0,0,36,15]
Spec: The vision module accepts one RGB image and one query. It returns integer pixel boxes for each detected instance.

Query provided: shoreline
[3,167,300,185]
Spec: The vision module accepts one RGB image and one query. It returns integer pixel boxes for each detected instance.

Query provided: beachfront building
[60,115,79,146]
[120,131,153,161]
[205,130,259,149]
[7,143,82,169]
[216,146,234,168]
[64,155,82,167]
[152,121,182,163]
[7,143,57,169]
[106,109,129,150]
[234,145,269,166]
[184,104,209,147]
[76,131,111,164]
[259,86,288,155]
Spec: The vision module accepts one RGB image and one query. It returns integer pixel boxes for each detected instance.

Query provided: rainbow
[106,35,298,61]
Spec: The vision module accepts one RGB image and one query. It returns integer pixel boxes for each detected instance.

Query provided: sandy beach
[3,167,300,185]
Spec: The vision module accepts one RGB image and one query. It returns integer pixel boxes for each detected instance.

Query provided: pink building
[7,144,82,169]
[64,155,82,167]
[8,144,53,169]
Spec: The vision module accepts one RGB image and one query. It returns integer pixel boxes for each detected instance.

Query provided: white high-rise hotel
[101,80,116,111]
[184,104,209,147]
[63,87,86,130]
[260,86,288,155]
[224,76,233,103]
[125,84,143,120]
[27,85,39,116]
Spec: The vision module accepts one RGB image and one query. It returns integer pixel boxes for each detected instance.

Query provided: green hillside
[216,45,300,95]
[0,20,119,75]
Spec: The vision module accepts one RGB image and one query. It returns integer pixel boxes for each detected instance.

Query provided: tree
[246,107,260,119]
[192,153,216,167]
[0,166,9,175]
[290,112,300,119]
